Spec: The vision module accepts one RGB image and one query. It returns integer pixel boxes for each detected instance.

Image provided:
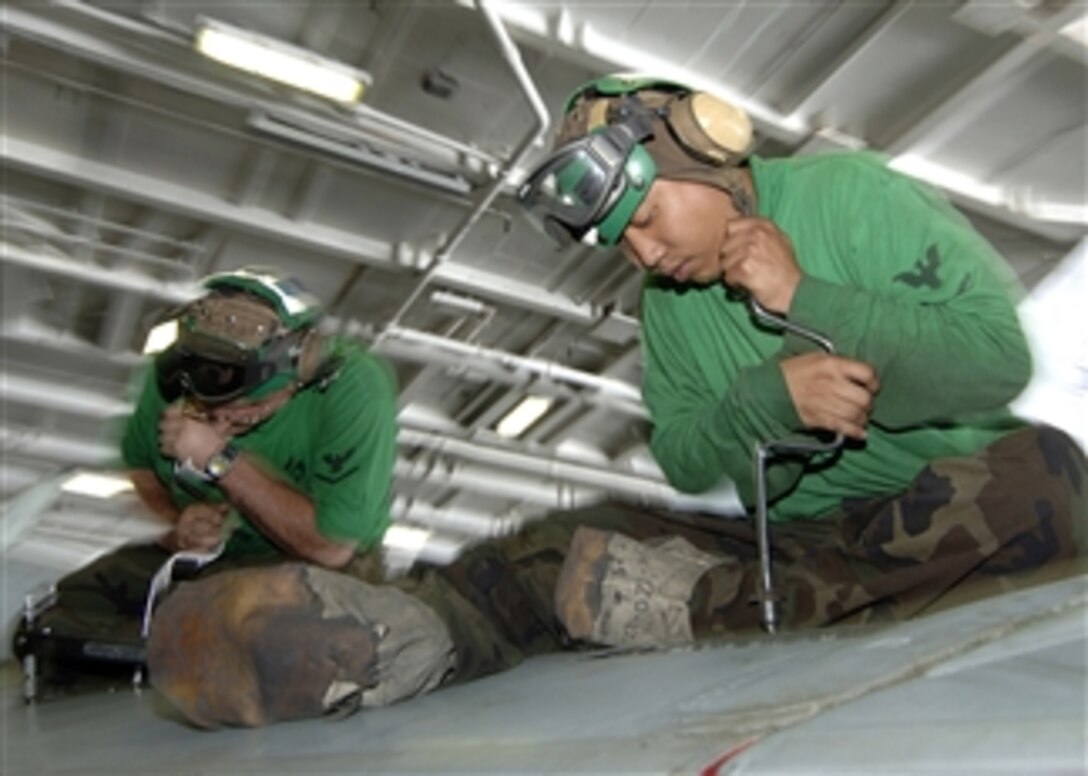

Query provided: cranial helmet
[156,267,333,406]
[517,74,754,247]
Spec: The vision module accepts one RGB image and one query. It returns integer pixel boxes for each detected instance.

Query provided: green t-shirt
[641,151,1029,521]
[121,340,398,557]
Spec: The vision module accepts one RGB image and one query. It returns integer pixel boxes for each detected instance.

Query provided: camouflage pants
[19,425,1086,713]
[411,424,1086,686]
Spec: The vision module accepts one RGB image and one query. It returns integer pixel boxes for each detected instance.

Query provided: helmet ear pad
[663,92,752,166]
[294,329,329,385]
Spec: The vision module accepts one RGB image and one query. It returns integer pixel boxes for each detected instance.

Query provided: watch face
[206,446,238,480]
[207,456,228,479]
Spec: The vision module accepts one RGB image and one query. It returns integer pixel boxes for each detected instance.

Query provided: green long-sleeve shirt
[641,152,1030,521]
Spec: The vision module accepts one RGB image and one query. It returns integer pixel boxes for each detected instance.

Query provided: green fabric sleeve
[120,367,165,471]
[642,300,810,507]
[788,163,1031,429]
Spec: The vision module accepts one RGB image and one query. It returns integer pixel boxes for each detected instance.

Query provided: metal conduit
[2,243,198,303]
[380,324,644,407]
[394,457,599,509]
[398,426,674,503]
[379,0,551,334]
[391,495,520,538]
[1,372,133,419]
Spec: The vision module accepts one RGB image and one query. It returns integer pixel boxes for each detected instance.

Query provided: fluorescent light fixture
[496,395,554,438]
[62,471,134,499]
[1060,15,1088,47]
[142,319,178,354]
[195,18,370,104]
[381,524,432,554]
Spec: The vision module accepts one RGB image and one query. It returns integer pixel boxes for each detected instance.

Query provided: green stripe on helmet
[595,144,657,246]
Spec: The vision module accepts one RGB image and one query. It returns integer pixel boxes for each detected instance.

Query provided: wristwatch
[204,443,240,482]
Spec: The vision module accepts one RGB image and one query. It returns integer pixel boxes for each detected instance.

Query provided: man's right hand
[780,353,880,441]
[166,502,230,552]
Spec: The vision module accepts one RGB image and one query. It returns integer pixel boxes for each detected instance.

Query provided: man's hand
[720,218,802,314]
[780,353,880,440]
[168,502,230,553]
[159,403,229,470]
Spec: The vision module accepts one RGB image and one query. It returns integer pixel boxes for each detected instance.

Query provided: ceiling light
[381,524,432,554]
[1060,15,1088,48]
[194,18,370,104]
[496,395,554,438]
[62,471,134,499]
[142,319,178,354]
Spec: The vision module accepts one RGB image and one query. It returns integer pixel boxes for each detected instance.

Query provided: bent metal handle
[748,298,844,634]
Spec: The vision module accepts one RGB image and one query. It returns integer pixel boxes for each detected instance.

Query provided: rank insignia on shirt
[894,245,942,290]
[317,449,358,484]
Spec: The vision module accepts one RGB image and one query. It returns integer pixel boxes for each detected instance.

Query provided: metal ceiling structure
[1,0,1085,581]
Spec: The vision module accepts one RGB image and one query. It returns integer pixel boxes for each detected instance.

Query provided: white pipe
[1,372,134,418]
[1,427,117,468]
[398,426,675,502]
[1,242,197,303]
[381,323,645,409]
[379,0,552,332]
[394,457,598,508]
[3,319,145,369]
[391,495,520,538]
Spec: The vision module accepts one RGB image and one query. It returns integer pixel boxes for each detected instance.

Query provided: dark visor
[156,347,278,406]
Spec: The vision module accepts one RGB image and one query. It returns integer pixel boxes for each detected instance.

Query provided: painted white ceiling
[1,0,1085,572]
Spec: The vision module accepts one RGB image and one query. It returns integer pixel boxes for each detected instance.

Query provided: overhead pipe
[1,427,117,468]
[377,322,645,410]
[3,319,145,370]
[391,495,520,538]
[398,426,677,505]
[2,371,134,419]
[394,456,600,509]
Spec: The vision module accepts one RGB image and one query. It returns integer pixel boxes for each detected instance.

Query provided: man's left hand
[720,218,802,314]
[159,403,228,470]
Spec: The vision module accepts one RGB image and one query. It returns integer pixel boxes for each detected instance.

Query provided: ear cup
[294,329,328,385]
[666,92,752,165]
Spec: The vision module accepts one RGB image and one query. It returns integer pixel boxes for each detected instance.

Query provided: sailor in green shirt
[518,75,1085,643]
[122,269,397,564]
[15,267,399,698]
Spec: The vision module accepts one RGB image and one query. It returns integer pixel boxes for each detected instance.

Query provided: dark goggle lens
[519,141,625,243]
[183,359,250,401]
[157,349,268,405]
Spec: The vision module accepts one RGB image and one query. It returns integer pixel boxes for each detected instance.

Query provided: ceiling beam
[879,2,1087,158]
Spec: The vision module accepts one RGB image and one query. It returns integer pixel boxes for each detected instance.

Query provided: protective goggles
[156,345,283,406]
[518,126,657,247]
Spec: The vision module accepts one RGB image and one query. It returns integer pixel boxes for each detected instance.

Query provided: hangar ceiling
[1,0,1085,571]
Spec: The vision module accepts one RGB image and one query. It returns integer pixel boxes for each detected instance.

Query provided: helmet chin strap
[731,184,755,218]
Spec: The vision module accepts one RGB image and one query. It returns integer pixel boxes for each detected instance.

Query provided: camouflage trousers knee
[420,424,1085,673]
